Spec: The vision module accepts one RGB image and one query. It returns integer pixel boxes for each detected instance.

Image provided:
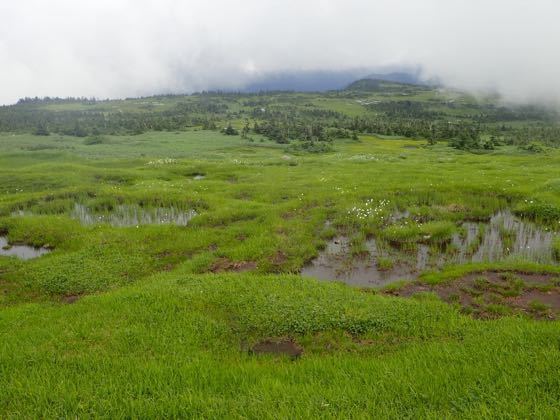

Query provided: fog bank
[1,0,558,104]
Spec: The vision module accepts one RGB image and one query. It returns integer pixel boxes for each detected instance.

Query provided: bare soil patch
[62,295,81,304]
[251,338,303,358]
[210,258,257,273]
[271,251,288,266]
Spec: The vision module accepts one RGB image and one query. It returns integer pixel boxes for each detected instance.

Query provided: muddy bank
[387,271,560,320]
[210,258,257,273]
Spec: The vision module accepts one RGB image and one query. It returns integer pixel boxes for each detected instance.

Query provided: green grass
[383,221,457,245]
[377,256,394,271]
[0,129,255,160]
[420,262,560,285]
[1,106,560,416]
[1,273,560,418]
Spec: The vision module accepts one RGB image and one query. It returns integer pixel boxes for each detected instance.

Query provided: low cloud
[1,0,559,104]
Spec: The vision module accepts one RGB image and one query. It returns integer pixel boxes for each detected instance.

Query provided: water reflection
[302,210,557,287]
[458,211,554,263]
[71,204,197,227]
[0,236,51,260]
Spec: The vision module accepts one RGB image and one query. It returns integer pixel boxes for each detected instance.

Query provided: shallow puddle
[71,203,197,227]
[301,236,420,287]
[302,211,558,287]
[453,211,555,264]
[0,236,51,260]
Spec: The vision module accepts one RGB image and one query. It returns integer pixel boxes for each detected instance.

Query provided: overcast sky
[0,0,558,104]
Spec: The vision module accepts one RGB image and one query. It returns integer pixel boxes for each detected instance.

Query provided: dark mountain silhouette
[229,69,430,93]
[242,70,367,92]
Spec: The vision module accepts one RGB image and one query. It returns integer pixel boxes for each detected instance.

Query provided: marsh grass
[376,256,394,271]
[553,237,560,260]
[383,220,456,246]
[1,127,560,416]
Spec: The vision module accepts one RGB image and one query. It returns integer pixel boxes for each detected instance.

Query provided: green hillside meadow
[1,84,560,417]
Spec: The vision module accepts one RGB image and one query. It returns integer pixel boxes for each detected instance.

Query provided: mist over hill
[229,69,426,93]
[241,70,368,92]
[3,1,560,104]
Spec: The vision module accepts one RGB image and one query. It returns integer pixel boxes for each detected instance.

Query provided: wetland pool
[301,211,558,287]
[0,236,51,260]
